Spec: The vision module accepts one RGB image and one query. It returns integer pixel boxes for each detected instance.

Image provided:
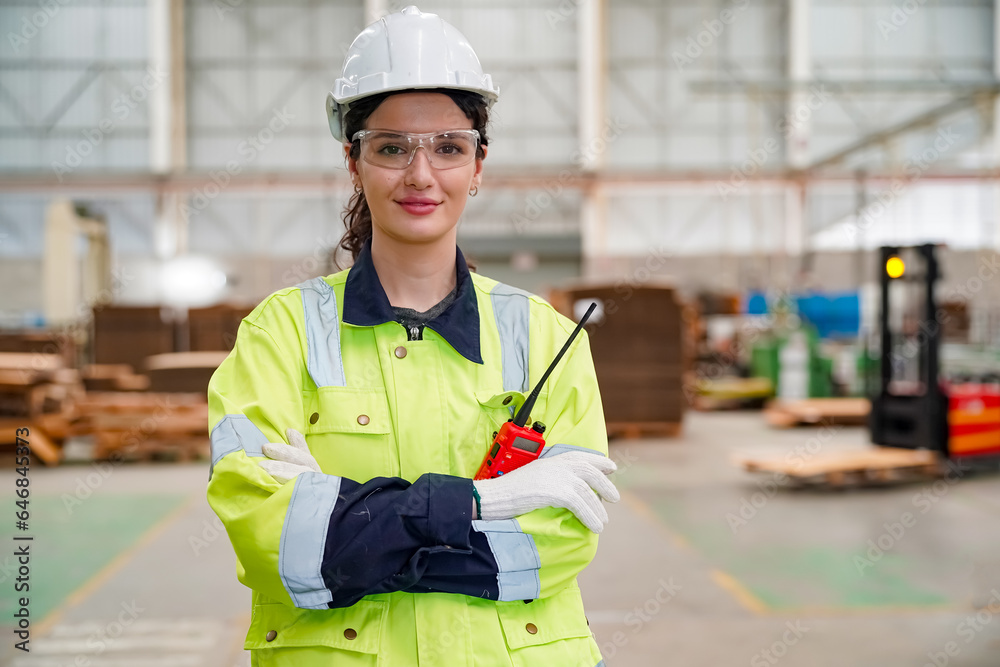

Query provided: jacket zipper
[408,325,422,341]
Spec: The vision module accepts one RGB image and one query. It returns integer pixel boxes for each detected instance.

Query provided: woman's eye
[378,144,406,155]
[437,143,464,155]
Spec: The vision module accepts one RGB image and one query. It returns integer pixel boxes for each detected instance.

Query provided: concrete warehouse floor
[1,412,1000,666]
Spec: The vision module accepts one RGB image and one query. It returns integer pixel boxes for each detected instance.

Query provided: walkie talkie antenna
[511,302,597,428]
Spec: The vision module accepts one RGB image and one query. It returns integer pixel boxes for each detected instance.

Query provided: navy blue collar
[342,239,483,365]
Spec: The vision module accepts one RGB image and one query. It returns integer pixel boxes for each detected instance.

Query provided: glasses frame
[351,128,481,170]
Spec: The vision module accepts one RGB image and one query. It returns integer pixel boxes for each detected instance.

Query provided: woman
[207,6,618,666]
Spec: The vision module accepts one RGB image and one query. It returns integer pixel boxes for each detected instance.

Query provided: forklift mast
[869,244,949,453]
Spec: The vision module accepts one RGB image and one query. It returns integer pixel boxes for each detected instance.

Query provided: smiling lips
[397,197,440,216]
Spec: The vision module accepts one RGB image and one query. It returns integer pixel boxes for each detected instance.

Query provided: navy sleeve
[404,529,504,600]
[322,473,485,608]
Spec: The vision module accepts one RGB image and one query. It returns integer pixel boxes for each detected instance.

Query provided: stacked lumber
[82,364,150,392]
[764,398,870,428]
[0,330,77,368]
[0,352,84,465]
[74,392,209,461]
[550,282,686,439]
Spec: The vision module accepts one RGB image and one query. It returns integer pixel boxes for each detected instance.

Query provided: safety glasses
[352,129,480,170]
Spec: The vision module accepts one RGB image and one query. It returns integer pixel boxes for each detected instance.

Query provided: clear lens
[356,129,479,170]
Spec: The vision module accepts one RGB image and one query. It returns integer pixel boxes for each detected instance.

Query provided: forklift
[869,244,1000,460]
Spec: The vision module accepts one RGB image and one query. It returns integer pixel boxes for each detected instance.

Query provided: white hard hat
[326,5,499,142]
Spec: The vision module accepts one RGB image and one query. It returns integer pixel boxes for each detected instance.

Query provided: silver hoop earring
[469,186,478,197]
[354,184,363,194]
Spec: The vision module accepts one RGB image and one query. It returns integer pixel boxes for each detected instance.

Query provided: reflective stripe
[490,283,531,394]
[298,277,347,388]
[209,414,268,478]
[279,471,342,609]
[472,518,541,601]
[540,443,603,459]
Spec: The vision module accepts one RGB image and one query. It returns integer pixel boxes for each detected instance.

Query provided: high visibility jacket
[207,241,609,666]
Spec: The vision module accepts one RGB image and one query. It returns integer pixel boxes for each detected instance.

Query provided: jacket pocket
[301,386,396,480]
[244,599,386,654]
[464,390,551,478]
[495,583,592,650]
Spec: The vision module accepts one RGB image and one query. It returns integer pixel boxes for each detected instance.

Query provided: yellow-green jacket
[207,241,608,666]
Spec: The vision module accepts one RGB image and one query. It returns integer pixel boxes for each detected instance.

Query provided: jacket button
[357,414,370,426]
[344,628,357,640]
[502,396,512,405]
[525,623,537,635]
[265,630,277,642]
[309,412,319,424]
[394,346,407,358]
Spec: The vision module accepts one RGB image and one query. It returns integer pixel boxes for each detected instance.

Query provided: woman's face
[346,92,486,249]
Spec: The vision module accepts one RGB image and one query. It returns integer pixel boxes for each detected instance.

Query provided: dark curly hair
[337,88,490,265]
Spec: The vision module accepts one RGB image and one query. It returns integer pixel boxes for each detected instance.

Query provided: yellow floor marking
[765,602,963,618]
[618,490,692,551]
[35,494,199,637]
[711,569,770,616]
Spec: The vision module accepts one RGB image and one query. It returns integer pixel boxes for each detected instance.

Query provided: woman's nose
[403,147,434,187]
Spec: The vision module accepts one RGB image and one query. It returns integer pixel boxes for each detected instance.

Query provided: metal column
[578,0,608,276]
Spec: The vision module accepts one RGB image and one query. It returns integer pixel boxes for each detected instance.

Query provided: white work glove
[258,428,321,483]
[473,451,620,534]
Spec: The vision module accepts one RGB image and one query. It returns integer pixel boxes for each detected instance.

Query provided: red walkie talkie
[474,302,597,480]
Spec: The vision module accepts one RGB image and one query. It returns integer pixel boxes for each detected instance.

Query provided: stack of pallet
[74,392,209,461]
[0,352,83,464]
[764,398,870,428]
[92,306,175,373]
[81,364,150,392]
[188,304,254,351]
[550,281,686,439]
[146,351,230,394]
[736,446,940,487]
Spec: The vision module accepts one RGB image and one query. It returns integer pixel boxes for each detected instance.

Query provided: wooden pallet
[736,446,941,487]
[0,417,63,465]
[0,353,81,466]
[764,398,870,428]
[74,392,209,462]
[606,421,682,440]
